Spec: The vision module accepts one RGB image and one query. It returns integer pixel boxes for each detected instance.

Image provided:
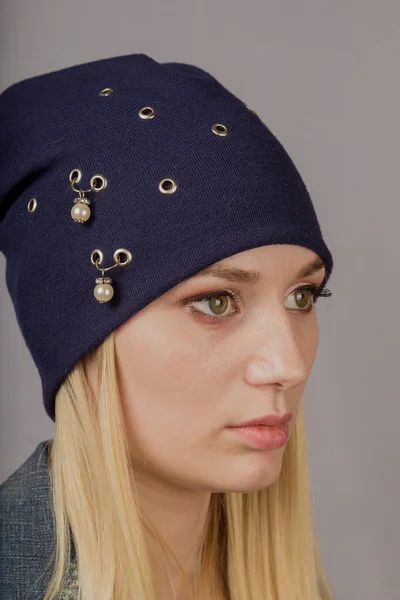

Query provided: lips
[229,412,293,428]
[227,421,290,449]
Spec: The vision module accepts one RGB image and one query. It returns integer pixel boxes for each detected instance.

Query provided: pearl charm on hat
[94,276,114,302]
[91,248,132,303]
[69,169,107,223]
[71,194,91,223]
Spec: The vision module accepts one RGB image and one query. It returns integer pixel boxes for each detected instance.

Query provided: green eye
[182,289,241,321]
[284,285,332,313]
[205,294,231,315]
[286,288,313,311]
[190,291,239,318]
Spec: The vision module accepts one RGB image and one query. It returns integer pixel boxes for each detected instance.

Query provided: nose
[245,309,310,391]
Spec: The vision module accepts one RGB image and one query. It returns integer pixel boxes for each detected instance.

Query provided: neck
[134,476,213,598]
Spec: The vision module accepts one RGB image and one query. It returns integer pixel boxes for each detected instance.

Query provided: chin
[209,454,285,493]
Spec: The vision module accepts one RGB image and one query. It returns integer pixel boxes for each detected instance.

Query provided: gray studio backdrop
[0,2,399,599]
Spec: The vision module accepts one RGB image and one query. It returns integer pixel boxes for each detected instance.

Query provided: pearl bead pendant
[94,277,114,303]
[71,197,91,223]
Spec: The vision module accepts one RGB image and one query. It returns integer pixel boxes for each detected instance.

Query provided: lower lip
[226,423,289,449]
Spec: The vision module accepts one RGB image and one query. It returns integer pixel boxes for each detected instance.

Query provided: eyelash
[183,284,332,324]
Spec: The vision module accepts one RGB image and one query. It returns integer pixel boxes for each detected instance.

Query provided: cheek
[114,316,219,461]
[299,313,319,365]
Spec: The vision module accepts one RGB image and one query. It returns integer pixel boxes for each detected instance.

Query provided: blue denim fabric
[0,440,57,599]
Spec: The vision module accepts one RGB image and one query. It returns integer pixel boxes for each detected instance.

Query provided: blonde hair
[37,330,334,600]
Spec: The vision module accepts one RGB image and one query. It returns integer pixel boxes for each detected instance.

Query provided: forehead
[191,251,326,284]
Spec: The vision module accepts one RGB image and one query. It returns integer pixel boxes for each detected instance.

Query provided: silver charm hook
[90,248,132,303]
[69,169,108,223]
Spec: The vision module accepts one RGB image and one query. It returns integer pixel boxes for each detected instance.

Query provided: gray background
[0,2,398,599]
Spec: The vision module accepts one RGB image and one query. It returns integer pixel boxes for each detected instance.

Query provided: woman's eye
[284,287,316,313]
[187,291,239,320]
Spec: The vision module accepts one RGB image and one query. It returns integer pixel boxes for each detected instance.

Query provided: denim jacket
[0,439,78,599]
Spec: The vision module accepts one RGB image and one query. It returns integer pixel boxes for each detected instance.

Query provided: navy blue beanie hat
[0,52,334,422]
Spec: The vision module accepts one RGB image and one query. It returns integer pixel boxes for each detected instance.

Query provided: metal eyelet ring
[99,88,114,96]
[27,198,37,213]
[244,103,256,114]
[69,169,82,184]
[211,123,228,136]
[91,249,104,266]
[113,248,132,266]
[159,178,177,194]
[90,175,108,192]
[139,106,156,119]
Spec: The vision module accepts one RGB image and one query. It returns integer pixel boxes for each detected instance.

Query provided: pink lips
[229,412,293,428]
[227,422,290,450]
[226,412,292,450]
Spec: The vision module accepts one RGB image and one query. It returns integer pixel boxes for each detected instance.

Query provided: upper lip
[228,412,293,427]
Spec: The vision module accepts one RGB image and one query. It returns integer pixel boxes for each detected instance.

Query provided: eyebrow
[191,256,326,284]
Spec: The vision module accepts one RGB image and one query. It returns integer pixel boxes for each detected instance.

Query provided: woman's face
[114,244,326,493]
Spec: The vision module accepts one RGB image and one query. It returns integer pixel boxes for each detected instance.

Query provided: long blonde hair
[37,330,334,599]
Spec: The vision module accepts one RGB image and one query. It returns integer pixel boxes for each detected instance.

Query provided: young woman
[0,52,335,600]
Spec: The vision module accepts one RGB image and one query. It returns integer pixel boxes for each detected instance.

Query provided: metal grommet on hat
[138,106,156,119]
[159,178,177,194]
[69,169,82,184]
[90,249,104,267]
[91,248,132,303]
[90,175,107,192]
[27,198,37,213]
[113,248,132,266]
[244,103,257,115]
[98,88,114,96]
[211,123,228,136]
[69,170,108,223]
